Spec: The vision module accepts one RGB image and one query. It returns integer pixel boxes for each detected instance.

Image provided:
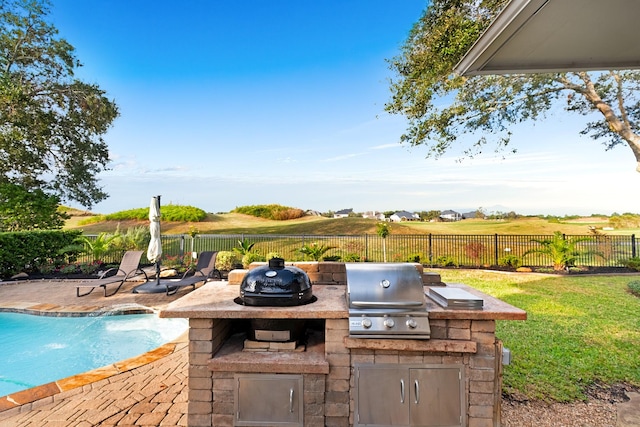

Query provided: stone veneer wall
[188,317,230,427]
[188,262,503,427]
[347,319,502,427]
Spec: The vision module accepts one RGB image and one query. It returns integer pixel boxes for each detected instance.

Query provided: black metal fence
[83,233,637,268]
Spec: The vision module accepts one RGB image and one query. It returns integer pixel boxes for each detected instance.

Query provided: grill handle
[350,301,424,308]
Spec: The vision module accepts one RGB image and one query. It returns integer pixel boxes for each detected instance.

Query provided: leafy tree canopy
[386,0,640,172]
[0,0,119,208]
[0,182,68,231]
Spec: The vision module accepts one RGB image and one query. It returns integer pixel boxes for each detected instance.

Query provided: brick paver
[0,341,189,426]
[0,279,192,426]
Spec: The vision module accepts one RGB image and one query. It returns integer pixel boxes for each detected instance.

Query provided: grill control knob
[361,318,372,329]
[383,318,395,328]
[406,318,418,329]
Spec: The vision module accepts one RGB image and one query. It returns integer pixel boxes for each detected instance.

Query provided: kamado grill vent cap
[235,258,316,306]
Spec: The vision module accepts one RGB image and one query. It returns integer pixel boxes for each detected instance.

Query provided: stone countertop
[160,282,347,319]
[160,281,526,321]
[426,283,527,320]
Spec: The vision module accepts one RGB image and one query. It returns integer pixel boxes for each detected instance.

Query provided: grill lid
[345,263,425,310]
[236,258,315,306]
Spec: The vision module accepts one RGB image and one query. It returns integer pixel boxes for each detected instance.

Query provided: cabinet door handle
[289,388,294,413]
[400,379,405,404]
[414,380,420,404]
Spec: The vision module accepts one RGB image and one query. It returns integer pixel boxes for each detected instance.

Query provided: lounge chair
[162,251,220,296]
[76,250,148,297]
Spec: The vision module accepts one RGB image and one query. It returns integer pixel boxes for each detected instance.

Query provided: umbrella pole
[156,195,161,286]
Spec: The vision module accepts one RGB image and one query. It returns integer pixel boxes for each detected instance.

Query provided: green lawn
[435,269,640,402]
[66,213,640,236]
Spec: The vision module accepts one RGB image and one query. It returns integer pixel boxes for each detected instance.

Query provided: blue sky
[50,1,639,216]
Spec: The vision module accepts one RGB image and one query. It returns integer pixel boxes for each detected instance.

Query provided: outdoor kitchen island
[160,262,526,427]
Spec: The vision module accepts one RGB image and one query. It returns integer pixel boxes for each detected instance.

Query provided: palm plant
[233,239,256,255]
[77,232,120,262]
[523,231,603,271]
[298,242,336,261]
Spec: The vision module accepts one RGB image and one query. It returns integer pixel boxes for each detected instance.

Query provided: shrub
[232,204,306,220]
[162,255,183,269]
[435,255,457,267]
[609,213,640,229]
[498,254,522,269]
[80,205,208,224]
[620,257,640,271]
[78,261,104,274]
[59,264,79,274]
[265,252,282,261]
[405,253,425,263]
[464,241,486,266]
[628,280,640,297]
[342,253,361,262]
[216,251,240,271]
[0,230,81,278]
[271,208,306,220]
[242,252,266,268]
[38,263,57,275]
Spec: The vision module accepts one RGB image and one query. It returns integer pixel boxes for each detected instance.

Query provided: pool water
[0,312,188,397]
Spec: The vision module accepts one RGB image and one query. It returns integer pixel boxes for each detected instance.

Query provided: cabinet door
[355,365,409,426]
[235,374,303,426]
[409,367,464,427]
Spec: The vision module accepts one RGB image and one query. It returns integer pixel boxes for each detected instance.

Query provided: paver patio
[0,278,191,426]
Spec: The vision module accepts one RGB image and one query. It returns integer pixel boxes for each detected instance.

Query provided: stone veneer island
[160,262,526,427]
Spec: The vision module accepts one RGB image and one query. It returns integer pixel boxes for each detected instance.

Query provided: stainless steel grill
[346,263,430,339]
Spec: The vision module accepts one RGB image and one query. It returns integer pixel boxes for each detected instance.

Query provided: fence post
[365,235,369,261]
[180,235,185,258]
[494,234,499,266]
[428,234,432,266]
[633,234,636,258]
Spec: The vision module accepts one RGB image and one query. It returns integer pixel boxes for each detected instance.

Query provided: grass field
[64,213,640,236]
[437,269,640,402]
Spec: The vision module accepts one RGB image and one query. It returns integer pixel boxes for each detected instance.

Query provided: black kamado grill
[235,258,316,343]
[235,258,315,306]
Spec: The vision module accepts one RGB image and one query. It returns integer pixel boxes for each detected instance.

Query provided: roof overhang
[455,0,640,75]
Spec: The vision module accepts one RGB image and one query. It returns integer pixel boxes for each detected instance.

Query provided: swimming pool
[0,311,188,397]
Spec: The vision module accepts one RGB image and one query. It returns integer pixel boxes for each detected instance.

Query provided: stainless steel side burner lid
[345,263,430,339]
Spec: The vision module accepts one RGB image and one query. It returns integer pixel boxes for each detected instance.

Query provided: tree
[376,222,391,262]
[418,210,441,221]
[0,0,119,208]
[386,0,640,172]
[0,182,67,231]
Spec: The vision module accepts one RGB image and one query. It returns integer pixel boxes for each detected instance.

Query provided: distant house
[440,210,462,222]
[362,211,386,221]
[390,211,420,222]
[333,208,353,218]
[461,211,477,219]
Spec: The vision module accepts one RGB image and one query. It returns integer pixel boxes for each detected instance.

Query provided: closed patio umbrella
[134,195,166,293]
[147,196,162,285]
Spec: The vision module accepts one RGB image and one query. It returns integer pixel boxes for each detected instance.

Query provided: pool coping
[0,305,188,413]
